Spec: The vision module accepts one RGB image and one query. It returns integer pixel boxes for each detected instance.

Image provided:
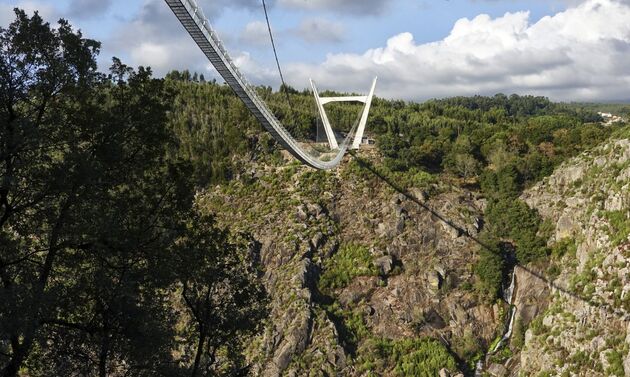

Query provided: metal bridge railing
[166,0,358,169]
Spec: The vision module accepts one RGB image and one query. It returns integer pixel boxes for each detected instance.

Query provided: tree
[443,136,481,178]
[0,10,102,375]
[174,214,267,376]
[0,10,267,376]
[474,242,505,300]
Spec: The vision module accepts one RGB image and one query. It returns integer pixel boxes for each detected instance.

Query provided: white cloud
[277,0,392,15]
[294,18,344,43]
[255,0,630,101]
[9,0,630,102]
[0,1,59,27]
[103,0,216,76]
[239,21,270,46]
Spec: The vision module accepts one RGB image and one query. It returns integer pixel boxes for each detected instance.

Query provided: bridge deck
[165,0,358,170]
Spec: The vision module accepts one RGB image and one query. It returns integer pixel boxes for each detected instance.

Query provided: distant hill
[562,102,630,116]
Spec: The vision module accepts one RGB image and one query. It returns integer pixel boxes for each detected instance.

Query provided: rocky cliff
[516,138,630,376]
[198,150,505,376]
[198,134,630,376]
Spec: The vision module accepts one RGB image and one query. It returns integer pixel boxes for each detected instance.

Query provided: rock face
[200,138,630,376]
[517,139,630,376]
[199,158,499,376]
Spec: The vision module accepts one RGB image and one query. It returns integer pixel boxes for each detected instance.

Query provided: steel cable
[261,0,296,125]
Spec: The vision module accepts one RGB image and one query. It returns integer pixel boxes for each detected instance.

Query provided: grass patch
[601,210,630,246]
[357,337,458,377]
[318,243,379,292]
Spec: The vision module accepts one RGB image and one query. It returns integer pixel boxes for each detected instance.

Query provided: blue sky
[2,0,630,101]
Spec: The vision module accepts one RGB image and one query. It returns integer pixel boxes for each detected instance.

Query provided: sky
[1,0,630,102]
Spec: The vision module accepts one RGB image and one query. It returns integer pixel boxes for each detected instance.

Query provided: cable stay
[164,0,377,169]
[261,0,296,126]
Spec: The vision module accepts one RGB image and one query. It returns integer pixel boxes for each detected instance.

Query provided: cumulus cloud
[68,0,112,19]
[277,0,392,15]
[239,21,270,47]
[0,1,59,27]
[103,0,217,76]
[101,0,278,75]
[260,0,630,101]
[294,18,344,43]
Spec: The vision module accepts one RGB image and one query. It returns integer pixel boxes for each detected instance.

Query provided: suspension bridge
[164,0,376,170]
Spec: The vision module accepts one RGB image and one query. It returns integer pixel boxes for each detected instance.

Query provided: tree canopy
[0,10,266,377]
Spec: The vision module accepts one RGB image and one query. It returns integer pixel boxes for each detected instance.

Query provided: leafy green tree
[0,10,103,375]
[0,10,267,377]
[174,214,267,376]
[474,244,506,300]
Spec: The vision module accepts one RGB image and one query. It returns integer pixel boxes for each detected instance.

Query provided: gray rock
[427,270,441,293]
[310,232,325,250]
[374,255,394,275]
[487,363,508,377]
[306,203,324,218]
[396,215,406,234]
[296,205,308,221]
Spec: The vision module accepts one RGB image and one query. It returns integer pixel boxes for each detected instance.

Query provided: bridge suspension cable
[261,0,295,123]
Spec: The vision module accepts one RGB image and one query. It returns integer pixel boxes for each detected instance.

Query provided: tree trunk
[191,324,207,377]
[1,338,27,377]
[99,337,109,377]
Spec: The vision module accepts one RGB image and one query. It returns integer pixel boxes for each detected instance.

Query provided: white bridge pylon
[310,77,378,150]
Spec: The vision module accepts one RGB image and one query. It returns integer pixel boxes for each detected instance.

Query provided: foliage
[174,214,268,376]
[484,199,548,264]
[472,241,501,299]
[318,243,379,292]
[0,10,266,377]
[511,319,526,350]
[357,337,458,377]
[605,350,625,376]
[474,244,506,301]
[450,327,483,364]
[393,339,458,377]
[164,77,262,186]
[601,210,630,246]
[323,302,370,353]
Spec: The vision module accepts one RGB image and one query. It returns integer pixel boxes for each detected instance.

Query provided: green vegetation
[450,327,483,367]
[484,198,548,264]
[510,319,526,350]
[322,302,370,353]
[5,6,630,376]
[563,102,630,117]
[318,243,379,292]
[606,350,626,376]
[601,210,630,246]
[357,338,458,376]
[0,11,266,376]
[474,245,506,300]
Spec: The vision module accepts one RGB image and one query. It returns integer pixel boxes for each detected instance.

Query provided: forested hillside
[2,8,629,377]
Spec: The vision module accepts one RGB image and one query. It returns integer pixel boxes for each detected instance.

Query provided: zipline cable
[262,0,296,125]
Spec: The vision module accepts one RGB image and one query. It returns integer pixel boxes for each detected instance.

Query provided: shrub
[606,350,625,376]
[511,319,526,350]
[318,244,379,292]
[358,337,458,377]
[601,210,630,246]
[393,339,458,377]
[474,247,505,300]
